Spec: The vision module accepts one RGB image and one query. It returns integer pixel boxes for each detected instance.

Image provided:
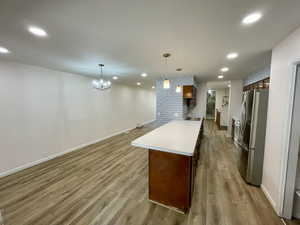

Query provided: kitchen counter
[131,120,203,156]
[131,119,203,213]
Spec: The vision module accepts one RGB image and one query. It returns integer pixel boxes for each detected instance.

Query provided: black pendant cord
[99,64,104,80]
[162,53,171,81]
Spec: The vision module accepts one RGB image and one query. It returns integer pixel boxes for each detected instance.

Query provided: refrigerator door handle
[249,92,260,150]
[247,147,255,182]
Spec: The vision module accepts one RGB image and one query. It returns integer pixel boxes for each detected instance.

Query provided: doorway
[282,64,300,219]
[206,90,216,119]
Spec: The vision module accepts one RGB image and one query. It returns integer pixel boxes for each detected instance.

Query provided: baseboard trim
[261,184,278,214]
[0,120,155,178]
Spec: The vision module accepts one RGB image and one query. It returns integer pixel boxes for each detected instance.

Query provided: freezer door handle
[249,92,260,149]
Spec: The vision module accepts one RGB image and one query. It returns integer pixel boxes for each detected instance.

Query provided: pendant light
[176,85,182,93]
[162,53,171,89]
[163,79,170,89]
[92,64,112,90]
[175,68,183,93]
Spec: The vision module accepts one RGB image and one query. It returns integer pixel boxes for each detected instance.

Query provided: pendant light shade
[163,79,170,89]
[176,85,181,93]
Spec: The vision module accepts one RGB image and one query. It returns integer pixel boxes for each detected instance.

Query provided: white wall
[0,60,155,176]
[227,80,243,136]
[191,82,207,118]
[215,89,225,113]
[262,27,300,214]
[215,88,229,126]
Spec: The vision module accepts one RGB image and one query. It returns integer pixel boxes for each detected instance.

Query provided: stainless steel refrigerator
[238,89,269,186]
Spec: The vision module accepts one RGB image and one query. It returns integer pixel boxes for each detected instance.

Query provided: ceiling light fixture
[218,75,224,79]
[92,64,111,90]
[228,84,231,87]
[0,46,10,54]
[113,76,118,80]
[220,67,229,72]
[176,85,182,93]
[227,52,239,59]
[28,26,48,37]
[162,53,171,89]
[141,73,147,77]
[242,12,262,25]
[152,86,155,89]
[137,82,141,86]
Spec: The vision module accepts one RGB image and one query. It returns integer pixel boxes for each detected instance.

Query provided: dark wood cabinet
[149,150,192,212]
[243,77,270,92]
[183,85,196,99]
[148,122,203,213]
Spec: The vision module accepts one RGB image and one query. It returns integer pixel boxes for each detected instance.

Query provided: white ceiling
[207,81,230,90]
[1,0,300,87]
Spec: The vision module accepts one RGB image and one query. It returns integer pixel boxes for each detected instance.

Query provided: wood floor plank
[0,121,288,225]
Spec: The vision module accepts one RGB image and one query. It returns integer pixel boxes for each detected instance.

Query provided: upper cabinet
[243,77,270,92]
[183,85,196,99]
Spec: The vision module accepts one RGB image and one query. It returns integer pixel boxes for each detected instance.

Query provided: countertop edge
[131,142,193,156]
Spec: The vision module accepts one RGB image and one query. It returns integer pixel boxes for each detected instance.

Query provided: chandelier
[92,64,111,90]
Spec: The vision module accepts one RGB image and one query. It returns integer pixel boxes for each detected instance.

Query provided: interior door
[282,65,300,218]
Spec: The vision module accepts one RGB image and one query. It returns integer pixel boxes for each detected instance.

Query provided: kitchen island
[131,119,203,213]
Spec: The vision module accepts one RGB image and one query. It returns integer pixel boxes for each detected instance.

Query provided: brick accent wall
[156,77,194,125]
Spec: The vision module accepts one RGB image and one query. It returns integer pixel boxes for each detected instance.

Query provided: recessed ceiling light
[227,52,239,59]
[220,67,229,72]
[137,82,141,86]
[112,76,118,80]
[0,46,10,54]
[152,86,155,89]
[218,75,224,79]
[242,12,262,25]
[28,26,48,37]
[141,73,147,77]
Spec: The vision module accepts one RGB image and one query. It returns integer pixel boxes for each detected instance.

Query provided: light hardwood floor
[0,120,290,225]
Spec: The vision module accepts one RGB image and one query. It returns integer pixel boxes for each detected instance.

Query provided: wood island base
[148,149,196,213]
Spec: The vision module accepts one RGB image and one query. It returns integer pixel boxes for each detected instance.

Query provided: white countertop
[131,120,202,156]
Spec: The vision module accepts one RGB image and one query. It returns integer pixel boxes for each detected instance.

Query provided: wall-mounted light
[176,85,182,93]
